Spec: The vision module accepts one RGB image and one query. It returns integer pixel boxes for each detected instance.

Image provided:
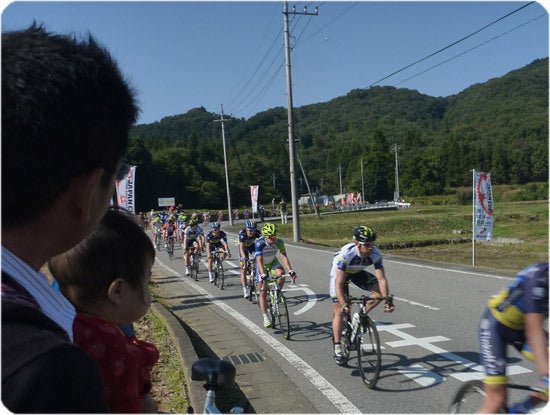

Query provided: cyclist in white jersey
[330,225,394,365]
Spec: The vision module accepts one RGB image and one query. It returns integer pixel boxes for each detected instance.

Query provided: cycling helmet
[190,220,198,227]
[353,225,377,243]
[261,223,278,237]
[211,222,221,229]
[245,220,257,229]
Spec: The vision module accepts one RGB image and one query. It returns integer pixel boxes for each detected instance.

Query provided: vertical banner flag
[250,185,259,213]
[116,165,136,214]
[474,171,494,240]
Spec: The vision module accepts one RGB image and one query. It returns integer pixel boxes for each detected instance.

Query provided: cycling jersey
[254,236,286,267]
[329,243,384,299]
[184,226,199,242]
[162,223,176,236]
[206,230,227,249]
[239,228,262,255]
[487,262,548,330]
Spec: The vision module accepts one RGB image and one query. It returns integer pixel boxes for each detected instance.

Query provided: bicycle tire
[339,314,352,364]
[356,316,382,389]
[448,380,485,414]
[267,290,276,327]
[191,255,199,281]
[217,259,224,290]
[276,292,291,340]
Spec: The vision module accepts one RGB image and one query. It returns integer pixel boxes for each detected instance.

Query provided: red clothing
[73,313,159,413]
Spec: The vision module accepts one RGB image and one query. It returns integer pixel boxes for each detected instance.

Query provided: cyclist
[191,212,206,252]
[162,217,177,252]
[177,214,188,242]
[238,220,262,298]
[183,220,203,276]
[151,215,163,247]
[206,222,231,283]
[330,225,394,365]
[255,223,297,328]
[478,262,548,414]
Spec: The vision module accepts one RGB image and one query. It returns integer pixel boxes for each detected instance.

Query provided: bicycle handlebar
[346,293,394,308]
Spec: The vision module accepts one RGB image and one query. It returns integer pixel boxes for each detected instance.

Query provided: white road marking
[399,364,443,386]
[157,260,361,414]
[284,283,317,315]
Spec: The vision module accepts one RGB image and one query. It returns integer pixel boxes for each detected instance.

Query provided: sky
[2,1,548,125]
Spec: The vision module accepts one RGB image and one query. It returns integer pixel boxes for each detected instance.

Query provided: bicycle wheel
[448,380,485,413]
[217,260,225,290]
[191,255,199,281]
[247,273,256,302]
[276,293,291,339]
[340,315,352,364]
[267,290,276,327]
[356,316,381,389]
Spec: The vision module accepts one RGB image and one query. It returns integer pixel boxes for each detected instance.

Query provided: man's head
[261,223,278,244]
[2,24,139,228]
[353,225,376,256]
[245,220,257,235]
[211,222,221,233]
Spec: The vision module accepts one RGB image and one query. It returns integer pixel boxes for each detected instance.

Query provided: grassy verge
[228,200,548,272]
[134,308,189,413]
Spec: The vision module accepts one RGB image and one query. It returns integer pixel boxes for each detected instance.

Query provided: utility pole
[283,1,318,242]
[394,144,400,202]
[361,158,365,205]
[338,165,343,195]
[214,105,233,226]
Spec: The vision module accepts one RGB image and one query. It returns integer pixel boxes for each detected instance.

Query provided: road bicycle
[188,248,200,281]
[338,285,394,389]
[212,249,228,290]
[449,379,547,413]
[186,358,243,414]
[154,229,163,251]
[165,234,175,260]
[262,271,291,340]
[245,256,257,303]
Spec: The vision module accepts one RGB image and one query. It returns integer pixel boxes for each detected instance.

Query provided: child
[49,207,159,413]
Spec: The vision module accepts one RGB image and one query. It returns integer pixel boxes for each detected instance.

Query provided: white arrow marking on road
[399,364,443,386]
[284,283,317,315]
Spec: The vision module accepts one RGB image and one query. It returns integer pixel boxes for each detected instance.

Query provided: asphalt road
[154,225,539,413]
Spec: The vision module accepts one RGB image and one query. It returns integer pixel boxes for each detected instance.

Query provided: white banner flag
[116,165,136,214]
[250,185,259,213]
[474,171,494,240]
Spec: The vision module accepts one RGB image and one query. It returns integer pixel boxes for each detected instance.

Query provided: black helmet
[353,225,377,243]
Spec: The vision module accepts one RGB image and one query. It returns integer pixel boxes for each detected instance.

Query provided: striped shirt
[1,246,75,341]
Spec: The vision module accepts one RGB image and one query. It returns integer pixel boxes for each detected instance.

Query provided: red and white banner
[116,165,136,214]
[473,171,494,240]
[250,185,259,213]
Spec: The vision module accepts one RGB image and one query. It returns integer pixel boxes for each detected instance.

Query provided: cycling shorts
[329,270,378,301]
[479,308,525,385]
[255,260,284,283]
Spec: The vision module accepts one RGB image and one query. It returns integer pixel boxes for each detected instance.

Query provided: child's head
[49,207,155,326]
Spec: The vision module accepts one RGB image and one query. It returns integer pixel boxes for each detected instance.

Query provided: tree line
[126,58,548,212]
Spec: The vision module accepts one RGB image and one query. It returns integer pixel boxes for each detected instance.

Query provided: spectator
[279,197,288,224]
[49,208,159,413]
[2,24,138,412]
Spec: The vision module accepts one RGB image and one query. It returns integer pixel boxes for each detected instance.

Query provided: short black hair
[48,207,155,306]
[2,24,139,226]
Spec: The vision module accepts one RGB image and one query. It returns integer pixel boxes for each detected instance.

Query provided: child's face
[117,257,153,326]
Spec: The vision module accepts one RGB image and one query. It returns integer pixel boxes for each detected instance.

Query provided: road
[154,228,538,413]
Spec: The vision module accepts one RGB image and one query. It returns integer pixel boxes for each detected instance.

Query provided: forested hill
[128,57,548,211]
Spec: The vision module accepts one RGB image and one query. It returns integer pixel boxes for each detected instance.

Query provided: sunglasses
[359,242,374,247]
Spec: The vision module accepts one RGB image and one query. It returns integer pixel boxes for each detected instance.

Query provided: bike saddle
[191,358,236,388]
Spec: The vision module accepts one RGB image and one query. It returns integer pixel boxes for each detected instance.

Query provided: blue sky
[2,1,548,125]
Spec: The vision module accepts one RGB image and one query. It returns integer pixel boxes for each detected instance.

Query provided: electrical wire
[369,1,536,87]
[394,13,546,87]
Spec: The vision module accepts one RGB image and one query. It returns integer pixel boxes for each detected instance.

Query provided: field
[228,200,548,272]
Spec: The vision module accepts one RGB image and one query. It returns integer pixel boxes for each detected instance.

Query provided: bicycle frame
[262,271,291,339]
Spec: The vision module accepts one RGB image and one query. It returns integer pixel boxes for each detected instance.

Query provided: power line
[394,13,546,87]
[369,1,536,87]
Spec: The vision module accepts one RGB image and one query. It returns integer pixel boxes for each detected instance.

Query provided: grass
[228,200,548,272]
[134,306,189,413]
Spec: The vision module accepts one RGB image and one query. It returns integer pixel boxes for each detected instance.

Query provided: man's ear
[65,168,106,224]
[107,278,125,305]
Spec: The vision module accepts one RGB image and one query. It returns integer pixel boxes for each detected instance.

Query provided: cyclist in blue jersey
[183,220,202,276]
[206,222,231,283]
[255,223,297,328]
[330,225,394,365]
[478,262,548,413]
[238,220,262,299]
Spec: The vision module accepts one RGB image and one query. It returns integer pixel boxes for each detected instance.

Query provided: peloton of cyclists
[183,219,203,276]
[330,225,394,366]
[206,222,231,283]
[255,223,297,328]
[238,220,262,299]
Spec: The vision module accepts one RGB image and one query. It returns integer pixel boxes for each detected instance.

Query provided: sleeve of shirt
[277,239,286,255]
[523,273,547,315]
